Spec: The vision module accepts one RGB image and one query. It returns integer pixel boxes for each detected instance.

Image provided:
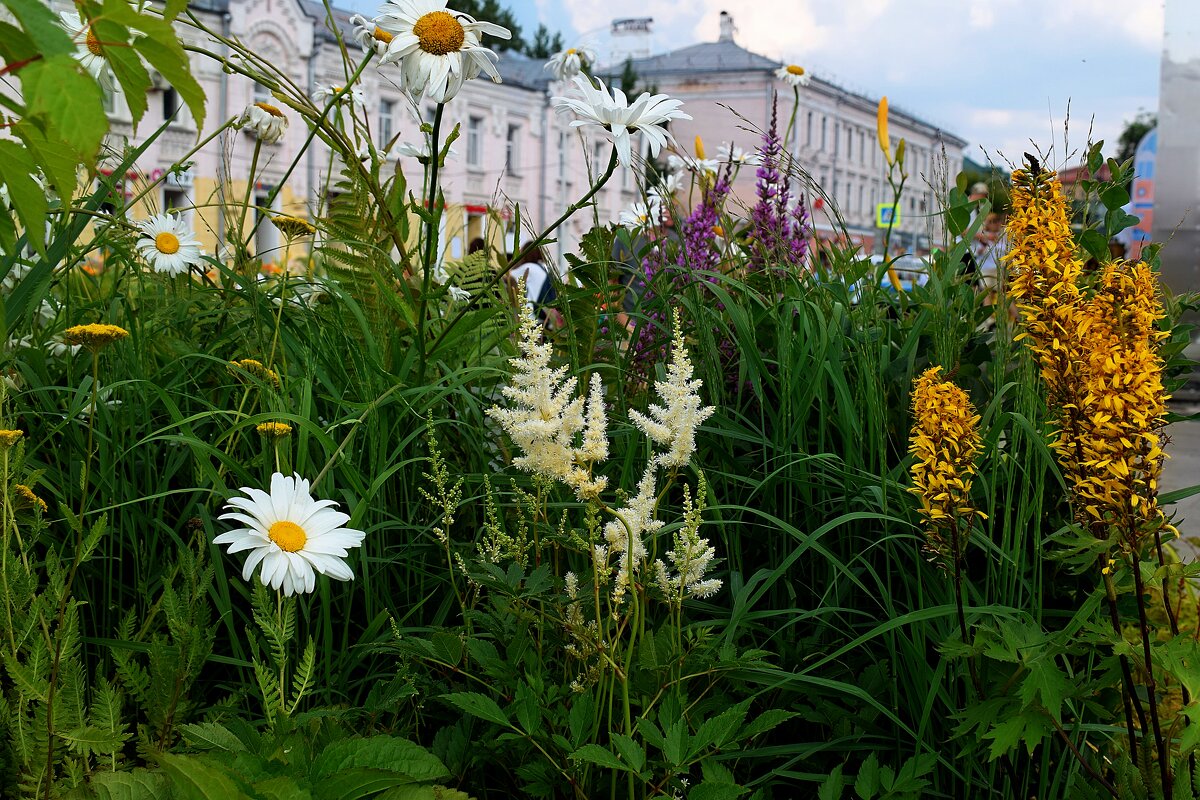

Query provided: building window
[163,88,180,123]
[102,84,118,116]
[255,192,278,263]
[845,128,852,162]
[253,81,270,103]
[859,131,866,164]
[820,117,827,152]
[379,99,395,145]
[505,123,519,175]
[467,115,483,168]
[806,111,813,146]
[857,184,864,217]
[593,140,607,173]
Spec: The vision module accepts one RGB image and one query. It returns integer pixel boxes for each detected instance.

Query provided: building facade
[92,3,965,270]
[606,12,968,254]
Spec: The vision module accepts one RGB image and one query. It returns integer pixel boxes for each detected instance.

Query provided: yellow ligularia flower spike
[694,135,706,161]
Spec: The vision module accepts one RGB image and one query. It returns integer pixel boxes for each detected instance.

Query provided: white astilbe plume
[654,478,721,603]
[602,466,661,609]
[487,309,608,499]
[579,373,609,463]
[629,311,715,468]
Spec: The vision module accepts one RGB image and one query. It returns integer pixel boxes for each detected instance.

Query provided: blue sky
[347,0,1163,165]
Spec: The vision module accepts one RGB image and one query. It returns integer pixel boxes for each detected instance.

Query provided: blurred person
[507,243,561,326]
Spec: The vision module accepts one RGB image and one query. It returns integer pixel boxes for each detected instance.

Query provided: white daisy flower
[391,139,457,164]
[775,64,811,88]
[717,142,761,166]
[648,172,682,206]
[447,284,470,302]
[136,213,204,276]
[553,75,690,169]
[376,0,511,104]
[545,45,596,82]
[666,153,719,177]
[215,472,367,597]
[619,200,663,230]
[350,13,394,56]
[312,84,367,113]
[239,102,288,144]
[57,10,114,90]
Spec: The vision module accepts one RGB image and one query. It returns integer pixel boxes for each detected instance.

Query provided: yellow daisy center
[155,232,181,254]
[85,26,103,56]
[786,64,805,76]
[414,11,465,55]
[269,520,307,552]
[373,26,394,43]
[566,48,576,55]
[255,101,283,118]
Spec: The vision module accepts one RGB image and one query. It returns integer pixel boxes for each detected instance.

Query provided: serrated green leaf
[89,770,170,800]
[252,775,312,800]
[569,743,633,773]
[310,736,449,783]
[0,20,37,70]
[377,787,472,800]
[439,692,510,728]
[156,752,254,800]
[688,782,748,800]
[854,752,880,799]
[15,118,78,204]
[690,703,747,757]
[0,140,48,254]
[311,769,418,800]
[663,718,688,767]
[610,733,645,773]
[738,708,797,741]
[1019,658,1073,720]
[5,0,75,57]
[93,16,148,125]
[178,722,248,753]
[20,53,106,162]
[817,765,845,800]
[62,725,126,757]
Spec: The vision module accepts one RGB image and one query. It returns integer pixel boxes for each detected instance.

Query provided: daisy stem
[782,87,799,154]
[416,102,446,375]
[236,139,263,270]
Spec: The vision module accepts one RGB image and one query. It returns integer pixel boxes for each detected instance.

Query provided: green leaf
[0,20,38,66]
[663,718,688,767]
[93,17,148,126]
[854,753,881,799]
[378,788,473,800]
[688,783,749,800]
[1100,182,1130,211]
[983,710,1052,760]
[310,737,449,783]
[1104,207,1140,238]
[690,703,747,756]
[252,776,312,800]
[1086,141,1105,174]
[15,117,79,204]
[156,753,254,800]
[4,0,75,57]
[0,139,48,254]
[61,725,126,757]
[738,709,797,741]
[439,692,510,728]
[1019,658,1073,720]
[610,733,645,773]
[1078,228,1109,264]
[19,53,106,163]
[569,744,633,773]
[178,722,248,753]
[817,765,846,800]
[89,770,170,800]
[312,770,418,800]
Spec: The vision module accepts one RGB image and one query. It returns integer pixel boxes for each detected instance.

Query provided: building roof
[494,51,553,92]
[612,39,780,76]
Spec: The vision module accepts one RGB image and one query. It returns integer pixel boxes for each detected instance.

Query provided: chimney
[718,11,736,43]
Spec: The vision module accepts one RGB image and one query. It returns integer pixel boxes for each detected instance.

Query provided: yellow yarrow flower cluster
[256,422,293,439]
[907,366,985,567]
[13,484,48,514]
[63,323,129,350]
[0,429,23,449]
[1072,260,1170,545]
[228,358,281,389]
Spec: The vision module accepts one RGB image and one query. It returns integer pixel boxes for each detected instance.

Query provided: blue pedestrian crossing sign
[876,203,900,228]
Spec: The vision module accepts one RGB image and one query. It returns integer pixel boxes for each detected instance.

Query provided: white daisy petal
[551,75,690,169]
[136,213,204,276]
[215,471,367,595]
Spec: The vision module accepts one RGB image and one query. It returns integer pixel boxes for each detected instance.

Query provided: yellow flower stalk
[876,96,891,164]
[1073,260,1170,546]
[694,135,706,161]
[1003,165,1086,414]
[907,366,984,567]
[63,323,129,350]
